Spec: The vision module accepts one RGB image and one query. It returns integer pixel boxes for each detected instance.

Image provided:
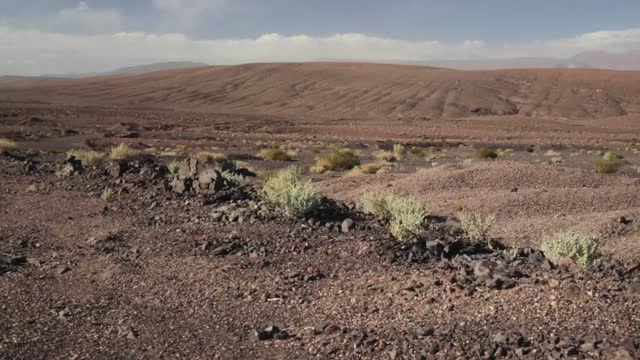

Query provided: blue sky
[1,0,640,75]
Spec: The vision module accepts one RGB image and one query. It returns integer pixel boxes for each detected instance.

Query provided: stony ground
[1,152,640,359]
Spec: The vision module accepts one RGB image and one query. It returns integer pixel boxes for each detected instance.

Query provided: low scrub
[474,148,498,160]
[457,210,496,243]
[393,144,408,161]
[101,188,114,202]
[67,150,106,167]
[167,161,180,175]
[261,167,322,217]
[257,147,295,161]
[361,191,427,240]
[409,147,425,157]
[594,159,623,174]
[603,151,623,161]
[221,170,246,186]
[0,138,17,153]
[374,150,396,162]
[311,148,360,173]
[347,162,386,176]
[110,144,140,161]
[541,230,601,267]
[195,151,227,164]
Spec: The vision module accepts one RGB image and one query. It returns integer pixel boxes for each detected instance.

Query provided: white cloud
[153,0,224,22]
[2,26,640,75]
[55,2,123,34]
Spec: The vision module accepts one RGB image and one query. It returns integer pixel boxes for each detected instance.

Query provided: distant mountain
[41,61,209,78]
[403,50,638,70]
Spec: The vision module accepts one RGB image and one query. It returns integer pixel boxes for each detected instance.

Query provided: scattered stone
[341,218,354,233]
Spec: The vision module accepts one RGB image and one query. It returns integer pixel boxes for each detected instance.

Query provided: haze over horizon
[2,0,640,75]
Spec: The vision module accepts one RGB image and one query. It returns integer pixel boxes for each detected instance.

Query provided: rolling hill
[2,62,640,120]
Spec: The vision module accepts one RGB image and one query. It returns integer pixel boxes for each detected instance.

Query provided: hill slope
[2,62,640,120]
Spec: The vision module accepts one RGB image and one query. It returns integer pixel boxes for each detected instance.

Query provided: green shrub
[457,211,496,243]
[594,159,623,174]
[261,167,322,217]
[258,148,295,161]
[474,148,498,160]
[101,188,114,202]
[603,151,623,161]
[311,148,360,173]
[221,170,246,186]
[195,151,227,164]
[67,150,106,167]
[0,138,17,153]
[167,161,180,175]
[361,191,427,240]
[541,230,601,267]
[110,144,140,161]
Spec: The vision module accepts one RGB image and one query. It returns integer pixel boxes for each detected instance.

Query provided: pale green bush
[167,161,180,175]
[101,188,114,202]
[393,144,408,161]
[541,230,601,267]
[257,147,295,161]
[457,210,496,242]
[261,167,322,217]
[361,191,427,240]
[221,170,246,186]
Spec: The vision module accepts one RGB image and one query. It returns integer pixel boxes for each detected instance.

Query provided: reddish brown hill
[2,62,640,120]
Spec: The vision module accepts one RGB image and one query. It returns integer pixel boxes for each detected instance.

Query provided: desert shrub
[594,159,623,174]
[474,148,498,160]
[457,210,496,242]
[545,149,561,157]
[195,151,227,164]
[603,151,623,161]
[374,150,396,162]
[261,167,322,217]
[167,161,180,175]
[67,150,106,167]
[311,148,360,173]
[221,170,246,186]
[101,188,113,202]
[409,147,425,157]
[541,230,601,267]
[0,138,17,153]
[361,191,427,240]
[258,147,295,161]
[347,162,386,176]
[525,145,535,153]
[393,144,408,160]
[110,144,140,161]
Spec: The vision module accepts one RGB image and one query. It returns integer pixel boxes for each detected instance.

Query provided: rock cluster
[169,158,247,194]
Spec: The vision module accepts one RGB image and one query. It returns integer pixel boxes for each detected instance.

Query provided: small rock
[56,265,70,275]
[341,218,354,233]
[212,245,232,256]
[419,326,435,337]
[473,260,494,280]
[323,324,340,335]
[274,331,289,340]
[494,333,508,344]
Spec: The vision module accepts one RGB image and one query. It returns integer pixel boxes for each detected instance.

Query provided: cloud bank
[2,24,640,75]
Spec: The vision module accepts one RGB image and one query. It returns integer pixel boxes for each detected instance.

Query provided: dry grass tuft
[311,148,360,173]
[67,150,106,167]
[474,148,498,160]
[374,150,396,162]
[0,138,17,153]
[110,144,140,161]
[257,148,295,161]
[195,151,227,164]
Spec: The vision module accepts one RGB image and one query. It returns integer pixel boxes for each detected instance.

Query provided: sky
[2,0,640,75]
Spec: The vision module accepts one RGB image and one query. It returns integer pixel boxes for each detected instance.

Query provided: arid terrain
[1,63,640,359]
